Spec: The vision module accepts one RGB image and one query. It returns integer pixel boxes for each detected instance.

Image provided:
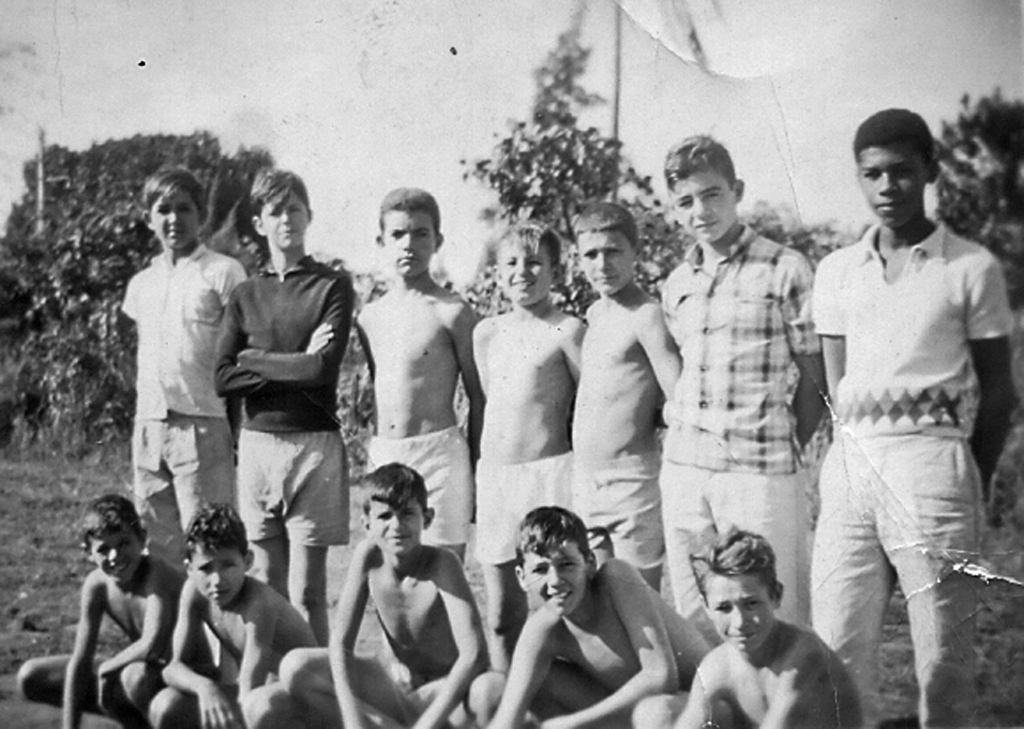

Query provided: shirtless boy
[488,506,709,729]
[359,188,484,560]
[634,529,861,729]
[18,494,184,729]
[473,221,584,671]
[149,504,317,729]
[571,202,681,589]
[279,463,492,729]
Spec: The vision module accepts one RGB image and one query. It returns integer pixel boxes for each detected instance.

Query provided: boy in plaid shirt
[660,136,825,644]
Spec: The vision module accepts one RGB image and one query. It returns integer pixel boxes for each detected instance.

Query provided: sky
[0,0,1020,283]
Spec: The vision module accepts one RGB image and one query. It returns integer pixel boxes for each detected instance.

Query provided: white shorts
[475,452,574,565]
[572,452,664,569]
[368,426,473,546]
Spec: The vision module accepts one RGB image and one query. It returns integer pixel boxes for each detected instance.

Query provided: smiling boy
[279,463,492,729]
[215,168,354,644]
[358,188,484,560]
[571,202,682,590]
[811,108,1017,727]
[488,506,709,729]
[123,168,246,568]
[635,530,860,729]
[473,221,584,671]
[150,504,317,729]
[18,495,184,729]
[660,137,824,643]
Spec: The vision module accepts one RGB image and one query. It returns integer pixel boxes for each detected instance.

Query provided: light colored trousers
[660,461,812,646]
[812,430,980,728]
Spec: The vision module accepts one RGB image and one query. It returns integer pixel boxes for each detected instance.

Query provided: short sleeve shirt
[662,227,820,474]
[813,224,1013,438]
[123,245,247,420]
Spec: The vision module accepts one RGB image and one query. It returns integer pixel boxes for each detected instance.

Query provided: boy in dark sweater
[215,168,354,644]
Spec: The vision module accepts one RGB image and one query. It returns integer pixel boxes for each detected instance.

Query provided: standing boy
[473,221,585,671]
[278,463,493,729]
[488,506,709,729]
[123,168,246,566]
[150,504,317,729]
[572,201,681,589]
[811,108,1017,727]
[359,188,484,560]
[215,168,354,644]
[660,136,824,641]
[633,529,861,729]
[18,494,184,729]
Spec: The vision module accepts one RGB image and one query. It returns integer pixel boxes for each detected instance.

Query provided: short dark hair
[516,506,593,565]
[250,168,312,217]
[573,201,639,250]
[379,187,441,236]
[499,221,562,269]
[81,494,145,550]
[664,135,738,189]
[853,108,934,164]
[143,167,206,220]
[185,504,248,558]
[362,463,429,516]
[690,528,783,602]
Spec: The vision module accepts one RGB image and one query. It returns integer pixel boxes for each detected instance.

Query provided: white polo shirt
[813,223,1013,438]
[123,244,246,420]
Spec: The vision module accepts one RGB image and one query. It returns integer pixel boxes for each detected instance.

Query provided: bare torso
[574,295,664,463]
[102,557,184,646]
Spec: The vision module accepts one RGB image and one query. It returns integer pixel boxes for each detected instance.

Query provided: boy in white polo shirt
[812,108,1017,727]
[122,168,246,567]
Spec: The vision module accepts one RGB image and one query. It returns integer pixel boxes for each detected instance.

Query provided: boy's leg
[278,648,339,725]
[133,419,181,568]
[16,654,75,708]
[532,659,611,718]
[168,415,235,540]
[632,693,687,729]
[250,535,290,598]
[99,661,163,728]
[149,686,203,729]
[481,561,527,672]
[242,683,305,729]
[659,461,720,645]
[289,544,330,644]
[811,432,893,729]
[873,435,981,727]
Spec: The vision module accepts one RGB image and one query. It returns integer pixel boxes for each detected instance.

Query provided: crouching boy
[488,506,709,729]
[150,504,317,729]
[279,463,493,729]
[634,529,861,729]
[18,494,184,729]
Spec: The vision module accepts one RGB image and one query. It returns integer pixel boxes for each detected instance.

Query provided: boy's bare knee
[278,648,319,693]
[148,687,188,729]
[16,659,42,701]
[467,671,505,725]
[633,693,684,729]
[242,684,297,729]
[119,661,161,707]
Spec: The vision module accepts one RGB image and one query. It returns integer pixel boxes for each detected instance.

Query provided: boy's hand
[197,684,242,729]
[306,322,334,354]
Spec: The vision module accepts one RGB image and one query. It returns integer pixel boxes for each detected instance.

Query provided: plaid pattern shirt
[662,228,820,474]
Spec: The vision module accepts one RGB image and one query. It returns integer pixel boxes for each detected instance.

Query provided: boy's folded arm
[213,303,278,398]
[673,657,717,729]
[412,552,489,729]
[98,589,175,677]
[162,583,219,694]
[237,610,277,697]
[635,304,682,401]
[63,574,106,729]
[329,543,374,729]
[792,352,827,447]
[489,612,560,729]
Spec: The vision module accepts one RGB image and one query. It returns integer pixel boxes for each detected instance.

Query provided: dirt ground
[2,453,1024,727]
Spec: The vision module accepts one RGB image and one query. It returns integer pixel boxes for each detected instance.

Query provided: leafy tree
[0,132,272,450]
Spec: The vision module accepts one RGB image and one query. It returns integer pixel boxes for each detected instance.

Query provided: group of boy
[17,104,1017,729]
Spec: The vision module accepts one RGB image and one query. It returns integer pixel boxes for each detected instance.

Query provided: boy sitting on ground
[18,494,184,729]
[572,201,682,590]
[279,463,492,729]
[473,221,585,671]
[488,506,709,729]
[634,529,861,729]
[359,188,485,560]
[150,504,317,729]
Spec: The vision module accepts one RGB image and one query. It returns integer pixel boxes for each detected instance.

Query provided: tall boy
[660,136,824,640]
[811,108,1017,727]
[488,506,709,729]
[634,529,861,729]
[123,168,246,566]
[473,221,584,672]
[359,188,484,560]
[571,201,681,589]
[18,494,184,729]
[279,463,493,729]
[150,504,317,729]
[215,168,354,644]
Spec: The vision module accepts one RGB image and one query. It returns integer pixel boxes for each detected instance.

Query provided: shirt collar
[856,223,946,266]
[684,225,754,271]
[159,242,208,268]
[258,254,316,278]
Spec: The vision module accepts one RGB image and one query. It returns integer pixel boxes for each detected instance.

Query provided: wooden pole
[611,1,622,198]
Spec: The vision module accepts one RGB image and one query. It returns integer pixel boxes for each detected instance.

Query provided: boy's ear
[772,581,784,608]
[434,232,444,251]
[244,550,254,571]
[144,210,155,232]
[925,157,940,184]
[252,214,266,238]
[732,178,745,202]
[360,512,371,531]
[515,564,529,592]
[423,507,435,529]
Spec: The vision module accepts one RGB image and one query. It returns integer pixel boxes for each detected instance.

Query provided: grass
[1,449,1023,725]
